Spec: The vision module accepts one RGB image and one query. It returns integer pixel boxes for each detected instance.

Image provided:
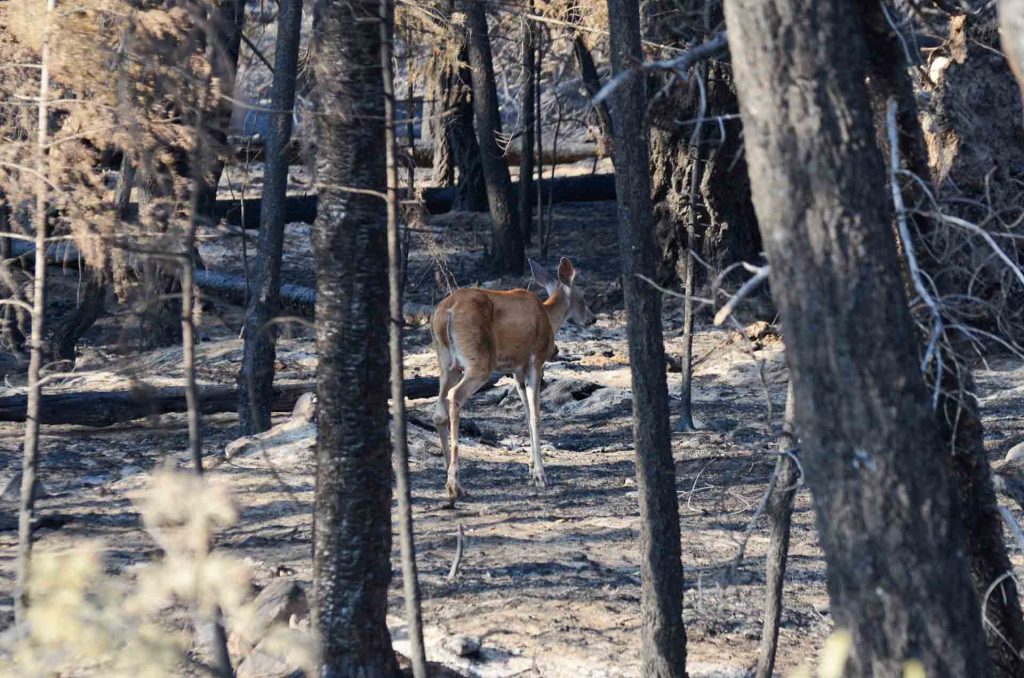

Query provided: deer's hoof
[446,480,462,507]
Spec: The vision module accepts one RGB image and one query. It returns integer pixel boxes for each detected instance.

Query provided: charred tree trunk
[450,52,488,212]
[459,0,523,273]
[309,0,399,673]
[862,6,1024,673]
[519,5,536,247]
[946,368,1024,676]
[755,380,799,678]
[649,2,760,284]
[920,9,1024,340]
[568,1,614,155]
[725,0,992,673]
[238,0,304,436]
[51,278,106,364]
[606,0,687,675]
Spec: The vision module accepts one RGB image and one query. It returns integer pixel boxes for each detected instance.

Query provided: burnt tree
[459,0,523,273]
[648,1,760,284]
[309,0,399,673]
[861,5,1024,673]
[724,0,992,673]
[519,3,536,246]
[607,0,687,675]
[237,0,305,435]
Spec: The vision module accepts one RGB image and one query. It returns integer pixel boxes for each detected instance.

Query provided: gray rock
[1005,441,1024,466]
[442,633,482,657]
[559,387,632,418]
[235,627,313,678]
[0,472,47,503]
[229,579,309,659]
[289,392,317,423]
[540,379,603,411]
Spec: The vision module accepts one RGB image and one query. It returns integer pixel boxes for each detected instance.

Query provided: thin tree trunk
[238,0,304,435]
[723,0,992,673]
[381,3,427,674]
[676,102,703,432]
[196,0,246,221]
[519,6,536,248]
[606,0,687,674]
[450,49,488,212]
[459,0,522,274]
[310,0,399,673]
[15,0,55,624]
[755,379,799,678]
[568,1,614,155]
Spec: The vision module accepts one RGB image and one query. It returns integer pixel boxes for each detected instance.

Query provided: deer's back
[432,288,554,373]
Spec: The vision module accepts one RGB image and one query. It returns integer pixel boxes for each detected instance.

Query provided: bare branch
[593,31,729,106]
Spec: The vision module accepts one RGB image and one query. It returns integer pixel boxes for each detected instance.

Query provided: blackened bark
[309,0,398,673]
[51,278,106,363]
[649,2,759,284]
[459,0,523,274]
[946,369,1024,676]
[238,0,304,436]
[606,0,687,675]
[755,380,799,678]
[519,5,536,247]
[450,53,488,212]
[724,0,992,673]
[862,8,1024,673]
[568,1,614,155]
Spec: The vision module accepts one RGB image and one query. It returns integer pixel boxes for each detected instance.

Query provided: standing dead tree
[754,380,800,678]
[724,0,992,672]
[14,0,56,625]
[606,0,687,674]
[309,0,399,672]
[459,0,523,274]
[237,0,305,435]
[381,0,428,674]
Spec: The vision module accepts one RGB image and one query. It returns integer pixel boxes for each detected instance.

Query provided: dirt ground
[2,193,1023,676]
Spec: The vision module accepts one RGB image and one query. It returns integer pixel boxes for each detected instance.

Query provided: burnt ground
[2,190,1024,676]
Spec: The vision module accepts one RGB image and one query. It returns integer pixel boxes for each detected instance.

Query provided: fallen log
[213,173,617,227]
[193,269,433,323]
[6,241,435,324]
[0,374,473,426]
[229,138,605,168]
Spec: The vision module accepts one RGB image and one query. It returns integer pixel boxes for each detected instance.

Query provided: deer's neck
[542,286,571,335]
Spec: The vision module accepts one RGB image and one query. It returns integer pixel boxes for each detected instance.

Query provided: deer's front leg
[525,360,546,487]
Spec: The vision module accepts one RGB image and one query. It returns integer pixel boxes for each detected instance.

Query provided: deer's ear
[529,259,557,293]
[558,257,576,285]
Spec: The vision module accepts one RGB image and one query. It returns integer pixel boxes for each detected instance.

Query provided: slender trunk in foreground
[381,1,427,675]
[755,380,799,678]
[606,0,687,674]
[238,0,304,435]
[15,0,56,624]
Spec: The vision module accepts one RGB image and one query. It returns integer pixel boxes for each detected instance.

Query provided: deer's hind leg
[445,367,491,507]
[525,358,547,487]
[432,353,459,467]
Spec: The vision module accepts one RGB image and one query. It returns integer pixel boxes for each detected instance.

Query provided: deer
[431,257,597,507]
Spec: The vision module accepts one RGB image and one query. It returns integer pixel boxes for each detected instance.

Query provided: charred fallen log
[0,374,482,426]
[212,173,617,227]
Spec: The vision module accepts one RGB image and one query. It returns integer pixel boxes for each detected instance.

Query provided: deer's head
[529,257,597,327]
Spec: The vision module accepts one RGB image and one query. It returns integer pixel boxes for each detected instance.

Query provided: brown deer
[431,258,596,506]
